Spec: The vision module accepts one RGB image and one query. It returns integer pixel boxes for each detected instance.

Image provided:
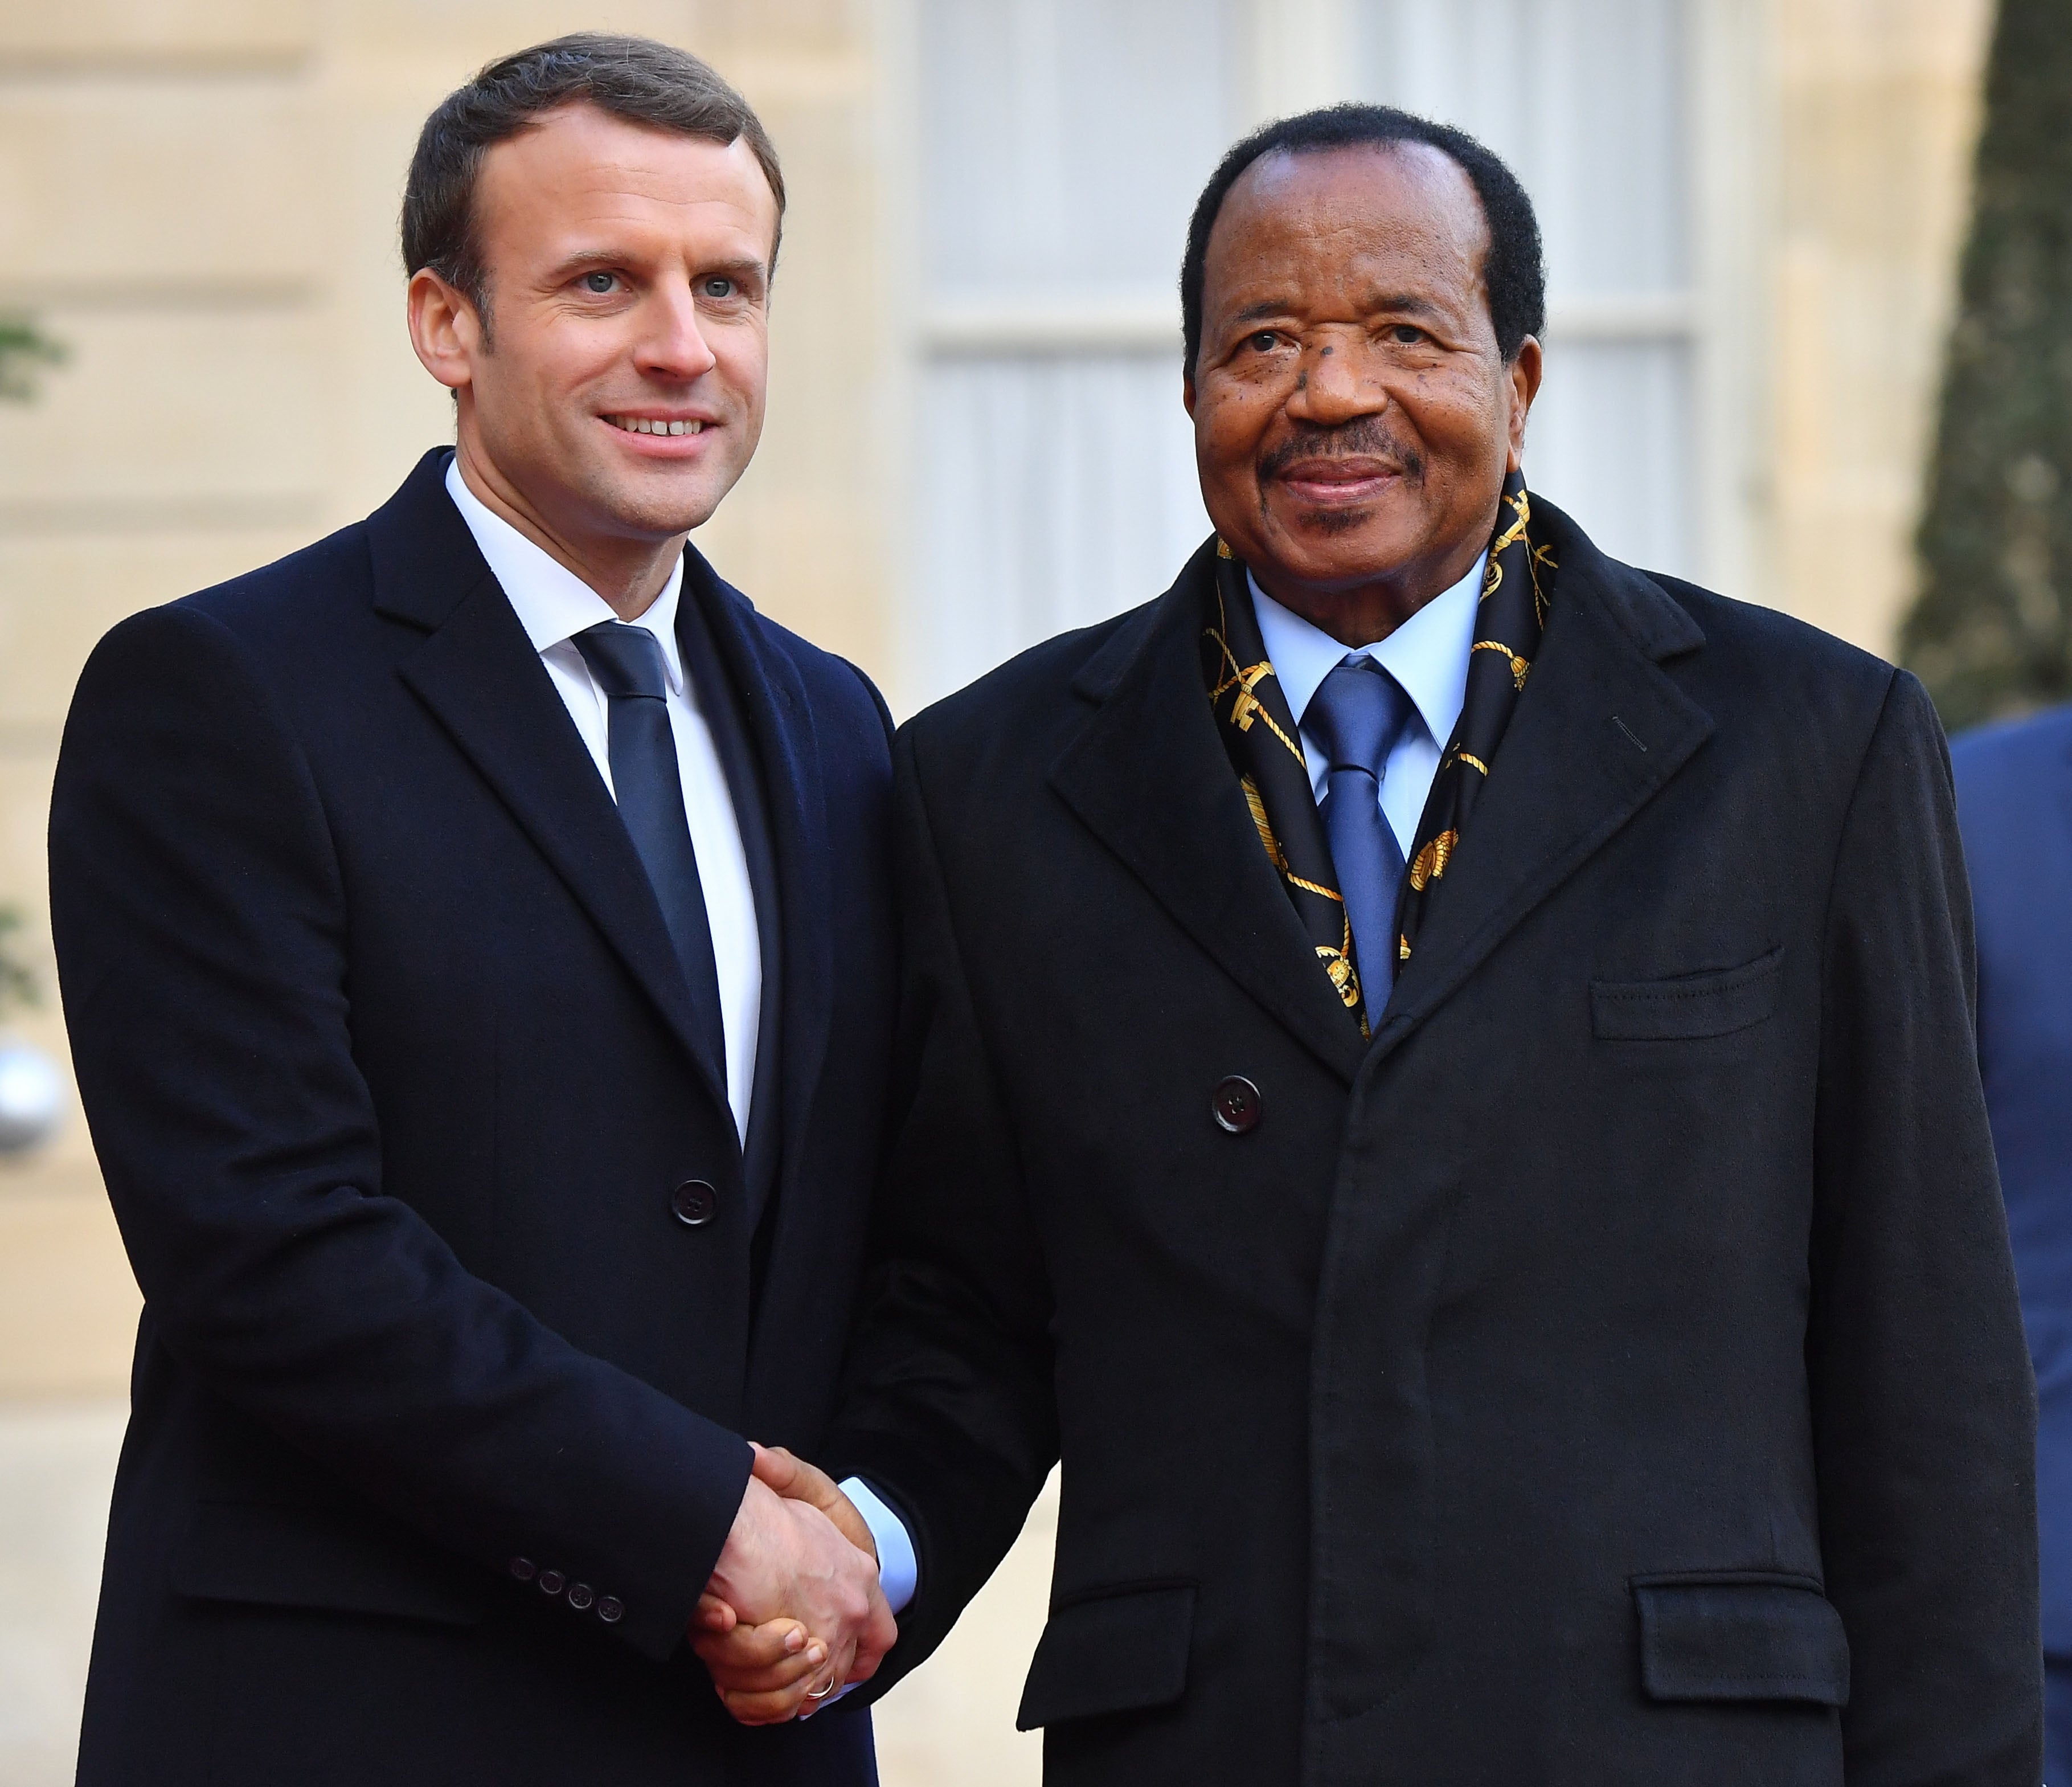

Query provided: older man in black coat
[701,105,2041,1785]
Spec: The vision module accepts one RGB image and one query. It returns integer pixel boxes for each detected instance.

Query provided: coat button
[671,1180,718,1226]
[538,1569,565,1596]
[597,1596,625,1624]
[1211,1076,1262,1134]
[566,1582,595,1611]
[508,1556,536,1582]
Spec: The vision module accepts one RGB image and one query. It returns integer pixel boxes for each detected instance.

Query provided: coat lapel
[368,452,734,1127]
[684,553,836,1193]
[1371,518,1714,1060]
[1050,563,1370,1085]
[1050,514,1714,1088]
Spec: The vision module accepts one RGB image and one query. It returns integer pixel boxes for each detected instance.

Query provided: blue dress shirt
[1248,550,1488,850]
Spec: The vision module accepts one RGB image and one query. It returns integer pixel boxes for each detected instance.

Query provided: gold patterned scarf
[1202,470,1556,1034]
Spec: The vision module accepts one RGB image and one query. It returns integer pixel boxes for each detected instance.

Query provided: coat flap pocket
[172,1500,486,1627]
[1591,947,1784,1040]
[1015,1582,1196,1731]
[1633,1573,1848,1706]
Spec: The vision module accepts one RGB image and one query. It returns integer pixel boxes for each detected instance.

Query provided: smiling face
[1186,141,1541,645]
[408,102,777,579]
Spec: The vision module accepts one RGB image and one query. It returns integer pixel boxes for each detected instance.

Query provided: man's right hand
[694,1463,895,1724]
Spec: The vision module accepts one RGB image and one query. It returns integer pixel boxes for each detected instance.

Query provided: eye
[702,276,736,300]
[1247,330,1281,354]
[580,271,619,295]
[1388,323,1428,345]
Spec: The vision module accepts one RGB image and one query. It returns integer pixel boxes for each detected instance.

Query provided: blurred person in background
[701,104,2042,1784]
[48,34,900,1787]
[1954,700,2072,1785]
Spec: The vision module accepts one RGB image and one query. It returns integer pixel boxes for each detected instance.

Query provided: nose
[636,283,719,382]
[1287,338,1383,427]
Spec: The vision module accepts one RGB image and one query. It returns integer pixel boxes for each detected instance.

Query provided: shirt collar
[444,453,686,694]
[1248,547,1487,750]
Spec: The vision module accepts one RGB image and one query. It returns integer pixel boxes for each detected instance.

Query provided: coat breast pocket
[1591,947,1785,1041]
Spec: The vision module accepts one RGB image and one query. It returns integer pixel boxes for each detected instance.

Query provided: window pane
[1524,338,1694,573]
[920,0,1241,300]
[905,352,1207,708]
[1354,0,1690,296]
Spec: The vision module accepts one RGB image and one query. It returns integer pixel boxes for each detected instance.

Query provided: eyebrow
[1228,292,1447,325]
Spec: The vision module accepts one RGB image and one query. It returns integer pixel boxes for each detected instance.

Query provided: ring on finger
[805,1678,837,1700]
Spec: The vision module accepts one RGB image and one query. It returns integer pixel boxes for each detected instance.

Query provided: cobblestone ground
[0,1404,1049,1787]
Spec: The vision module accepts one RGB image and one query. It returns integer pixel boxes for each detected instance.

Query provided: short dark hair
[402,33,786,338]
[1180,103,1545,374]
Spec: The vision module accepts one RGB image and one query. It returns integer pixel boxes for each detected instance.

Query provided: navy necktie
[572,620,727,1083]
[1304,657,1415,1001]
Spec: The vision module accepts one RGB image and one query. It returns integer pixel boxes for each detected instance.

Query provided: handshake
[692,1444,898,1724]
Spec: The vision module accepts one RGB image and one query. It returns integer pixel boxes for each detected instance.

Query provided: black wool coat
[828,502,2042,1786]
[50,449,895,1786]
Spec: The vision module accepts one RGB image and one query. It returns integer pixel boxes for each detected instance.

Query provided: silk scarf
[1202,470,1556,1034]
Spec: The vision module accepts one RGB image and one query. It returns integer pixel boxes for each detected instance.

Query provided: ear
[1504,336,1543,473]
[406,268,485,394]
[1182,371,1197,420]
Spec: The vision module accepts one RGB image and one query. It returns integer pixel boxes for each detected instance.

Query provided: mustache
[1256,418,1424,484]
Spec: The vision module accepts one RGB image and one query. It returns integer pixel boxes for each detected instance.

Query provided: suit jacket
[828,503,2041,1786]
[50,449,895,1786]
[1954,703,2072,1658]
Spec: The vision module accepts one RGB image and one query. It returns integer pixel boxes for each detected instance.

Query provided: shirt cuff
[840,1475,918,1615]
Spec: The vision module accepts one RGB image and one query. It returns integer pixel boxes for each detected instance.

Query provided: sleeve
[820,726,1060,1699]
[840,1477,919,1613]
[1808,669,2042,1782]
[48,604,751,1662]
[838,655,898,746]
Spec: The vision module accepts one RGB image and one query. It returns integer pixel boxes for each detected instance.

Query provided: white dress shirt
[1248,549,1489,851]
[444,457,761,1142]
[445,460,920,1624]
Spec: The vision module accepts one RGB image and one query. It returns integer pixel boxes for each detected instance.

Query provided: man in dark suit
[701,105,2041,1782]
[51,35,898,1786]
[1954,703,2072,1782]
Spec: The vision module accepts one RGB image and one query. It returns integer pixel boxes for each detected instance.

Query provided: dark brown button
[566,1582,594,1611]
[596,1596,624,1624]
[538,1569,565,1596]
[671,1180,718,1226]
[508,1556,536,1582]
[1211,1076,1262,1134]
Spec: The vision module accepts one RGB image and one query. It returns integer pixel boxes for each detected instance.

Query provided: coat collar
[368,448,736,1131]
[1054,542,1375,1085]
[1053,506,1714,1083]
